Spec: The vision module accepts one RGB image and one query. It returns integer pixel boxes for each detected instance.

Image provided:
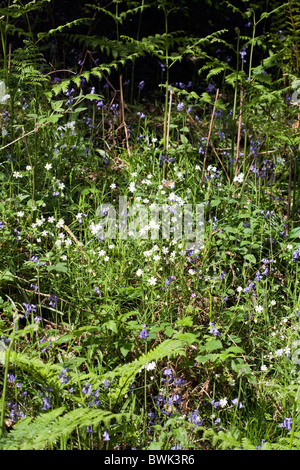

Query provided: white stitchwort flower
[129,182,136,193]
[45,163,52,170]
[148,276,157,286]
[255,305,263,313]
[36,217,45,227]
[207,165,217,173]
[56,219,65,228]
[233,172,244,183]
[136,269,143,277]
[140,361,156,372]
[65,238,72,247]
[276,156,285,165]
[219,397,228,408]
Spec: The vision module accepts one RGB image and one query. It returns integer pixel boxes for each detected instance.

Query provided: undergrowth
[0,0,299,451]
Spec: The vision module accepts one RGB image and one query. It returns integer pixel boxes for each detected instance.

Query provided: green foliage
[0,0,299,452]
[0,407,137,450]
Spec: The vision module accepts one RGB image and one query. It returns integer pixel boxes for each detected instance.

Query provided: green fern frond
[0,348,66,390]
[80,338,187,399]
[202,429,263,450]
[37,17,91,40]
[86,2,150,25]
[8,39,49,88]
[271,431,300,451]
[0,0,50,19]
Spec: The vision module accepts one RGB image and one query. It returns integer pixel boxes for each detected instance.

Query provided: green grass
[0,1,300,451]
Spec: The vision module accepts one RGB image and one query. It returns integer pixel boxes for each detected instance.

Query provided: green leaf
[0,269,14,285]
[84,93,103,100]
[47,263,68,273]
[198,339,223,352]
[244,254,256,264]
[180,134,189,144]
[210,198,221,207]
[42,114,63,124]
[119,341,134,358]
[173,332,199,344]
[104,320,118,334]
[289,227,300,239]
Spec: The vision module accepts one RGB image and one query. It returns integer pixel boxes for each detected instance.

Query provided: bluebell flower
[42,396,52,410]
[139,324,149,340]
[172,394,181,405]
[102,379,110,391]
[58,368,71,384]
[22,303,37,316]
[165,275,175,287]
[82,383,92,396]
[211,399,220,409]
[148,412,156,425]
[231,398,243,408]
[279,417,293,431]
[103,430,110,441]
[256,439,265,449]
[189,409,203,427]
[30,255,40,265]
[155,395,166,407]
[209,322,222,336]
[49,295,58,308]
[162,368,173,384]
[96,100,105,110]
[292,248,300,261]
[7,373,15,383]
[173,378,185,387]
[207,83,215,93]
[240,49,247,59]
